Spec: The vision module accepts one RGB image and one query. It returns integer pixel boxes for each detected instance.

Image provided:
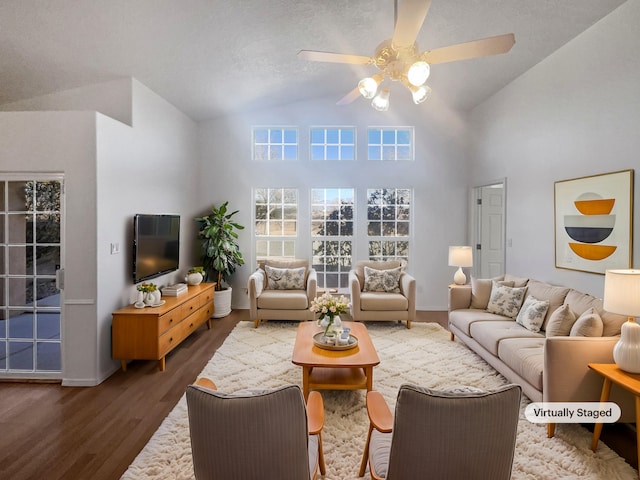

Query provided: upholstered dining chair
[349,260,416,328]
[248,258,317,328]
[186,377,326,480]
[359,383,522,479]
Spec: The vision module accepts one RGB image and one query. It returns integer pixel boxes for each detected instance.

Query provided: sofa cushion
[265,265,306,290]
[525,280,570,329]
[256,289,309,309]
[449,310,511,336]
[363,266,401,293]
[259,258,310,283]
[498,338,545,390]
[470,276,509,309]
[487,282,527,319]
[564,289,625,337]
[470,321,543,356]
[545,304,577,337]
[360,291,408,311]
[355,261,402,291]
[503,274,529,288]
[515,295,549,333]
[570,307,604,337]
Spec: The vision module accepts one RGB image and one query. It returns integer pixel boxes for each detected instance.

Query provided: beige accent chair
[186,378,326,480]
[359,383,521,479]
[248,258,317,328]
[349,260,416,328]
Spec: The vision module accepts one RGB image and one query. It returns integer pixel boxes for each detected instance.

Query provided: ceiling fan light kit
[298,0,515,111]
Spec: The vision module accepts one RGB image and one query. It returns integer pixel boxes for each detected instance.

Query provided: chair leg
[547,422,556,438]
[450,332,455,341]
[318,432,326,475]
[359,423,374,477]
[406,319,411,329]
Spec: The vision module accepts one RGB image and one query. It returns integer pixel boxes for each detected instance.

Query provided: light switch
[110,242,120,255]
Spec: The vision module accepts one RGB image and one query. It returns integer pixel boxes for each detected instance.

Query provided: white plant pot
[186,272,203,286]
[213,287,232,318]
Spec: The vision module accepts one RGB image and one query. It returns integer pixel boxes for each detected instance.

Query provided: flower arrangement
[310,293,350,335]
[137,282,157,293]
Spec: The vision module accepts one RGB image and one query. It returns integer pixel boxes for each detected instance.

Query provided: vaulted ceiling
[0,0,627,121]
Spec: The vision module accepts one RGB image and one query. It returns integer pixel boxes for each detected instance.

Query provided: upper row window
[252,126,413,161]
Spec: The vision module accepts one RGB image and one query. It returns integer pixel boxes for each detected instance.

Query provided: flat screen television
[133,214,180,283]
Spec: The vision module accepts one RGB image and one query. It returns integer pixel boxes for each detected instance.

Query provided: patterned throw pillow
[516,295,549,333]
[264,265,306,290]
[486,281,527,319]
[363,266,401,293]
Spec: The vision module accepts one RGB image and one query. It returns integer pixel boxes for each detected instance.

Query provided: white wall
[469,0,639,297]
[198,89,471,311]
[0,78,200,385]
[0,111,100,383]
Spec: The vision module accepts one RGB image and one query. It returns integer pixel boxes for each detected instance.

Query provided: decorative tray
[313,332,358,351]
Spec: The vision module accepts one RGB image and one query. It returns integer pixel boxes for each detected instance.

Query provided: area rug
[121,321,636,479]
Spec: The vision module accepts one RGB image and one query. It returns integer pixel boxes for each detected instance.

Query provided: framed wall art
[555,169,633,274]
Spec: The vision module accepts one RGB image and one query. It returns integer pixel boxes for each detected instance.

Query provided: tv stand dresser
[112,283,215,371]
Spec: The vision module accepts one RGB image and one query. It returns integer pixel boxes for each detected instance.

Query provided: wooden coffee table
[292,321,380,400]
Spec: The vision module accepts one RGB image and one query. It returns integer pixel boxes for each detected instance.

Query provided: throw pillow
[515,295,549,333]
[545,304,577,337]
[363,266,401,293]
[470,276,513,309]
[570,307,604,337]
[486,281,527,319]
[264,265,306,290]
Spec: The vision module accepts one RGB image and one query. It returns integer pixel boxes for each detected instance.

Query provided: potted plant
[195,202,245,317]
[186,266,205,286]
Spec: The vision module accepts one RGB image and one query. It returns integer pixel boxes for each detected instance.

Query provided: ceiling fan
[298,0,515,111]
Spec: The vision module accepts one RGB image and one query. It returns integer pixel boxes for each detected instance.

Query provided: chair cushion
[369,429,392,479]
[360,292,408,311]
[363,266,401,293]
[355,260,402,290]
[257,289,309,310]
[265,265,306,290]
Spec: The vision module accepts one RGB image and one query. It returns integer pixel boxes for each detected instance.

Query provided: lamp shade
[448,246,473,267]
[603,269,640,317]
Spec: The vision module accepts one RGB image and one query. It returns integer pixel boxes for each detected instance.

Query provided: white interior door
[473,183,505,278]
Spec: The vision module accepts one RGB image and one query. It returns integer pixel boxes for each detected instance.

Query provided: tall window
[368,127,413,161]
[311,188,354,289]
[310,127,355,161]
[254,188,298,259]
[367,188,411,261]
[253,127,298,161]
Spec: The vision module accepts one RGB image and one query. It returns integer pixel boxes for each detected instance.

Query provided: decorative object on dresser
[162,283,188,297]
[448,245,473,285]
[195,202,245,318]
[112,283,215,372]
[185,266,205,286]
[603,269,640,373]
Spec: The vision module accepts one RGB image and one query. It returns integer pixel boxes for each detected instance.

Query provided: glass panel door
[0,178,63,378]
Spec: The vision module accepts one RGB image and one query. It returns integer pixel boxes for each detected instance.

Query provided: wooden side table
[589,363,640,477]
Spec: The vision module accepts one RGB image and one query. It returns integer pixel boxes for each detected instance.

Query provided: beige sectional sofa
[448,274,634,436]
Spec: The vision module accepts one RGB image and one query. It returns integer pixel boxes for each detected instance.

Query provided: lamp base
[453,267,467,285]
[613,317,640,373]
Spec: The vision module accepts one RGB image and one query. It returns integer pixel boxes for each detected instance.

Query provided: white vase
[613,318,640,373]
[186,272,203,286]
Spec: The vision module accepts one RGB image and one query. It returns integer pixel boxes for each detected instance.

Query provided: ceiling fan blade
[423,33,515,65]
[392,0,432,48]
[298,50,373,65]
[336,87,361,106]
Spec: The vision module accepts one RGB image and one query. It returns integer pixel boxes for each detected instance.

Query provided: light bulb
[407,61,430,87]
[411,84,432,104]
[371,87,390,111]
[358,74,383,99]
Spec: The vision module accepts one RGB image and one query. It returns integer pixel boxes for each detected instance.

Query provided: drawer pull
[190,323,194,328]
[169,318,173,323]
[169,337,173,343]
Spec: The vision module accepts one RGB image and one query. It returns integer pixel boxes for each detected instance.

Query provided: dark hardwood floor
[0,310,635,480]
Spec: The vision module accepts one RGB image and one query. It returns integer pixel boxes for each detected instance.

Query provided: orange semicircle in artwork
[569,243,617,261]
[574,198,615,215]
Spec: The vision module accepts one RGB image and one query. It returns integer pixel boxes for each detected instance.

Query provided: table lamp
[603,269,640,373]
[448,246,473,285]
